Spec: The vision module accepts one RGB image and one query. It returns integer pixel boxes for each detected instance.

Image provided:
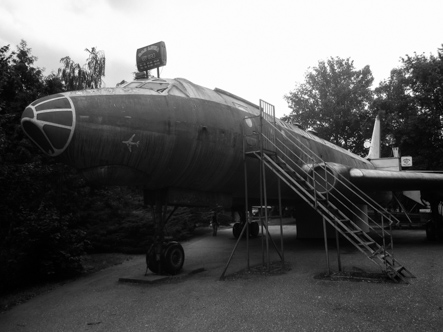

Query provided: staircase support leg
[259,156,265,267]
[262,221,284,260]
[262,161,270,271]
[322,217,331,276]
[242,132,250,271]
[334,220,342,272]
[278,178,285,266]
[220,218,250,280]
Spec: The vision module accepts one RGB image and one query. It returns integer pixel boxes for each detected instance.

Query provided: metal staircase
[244,100,414,283]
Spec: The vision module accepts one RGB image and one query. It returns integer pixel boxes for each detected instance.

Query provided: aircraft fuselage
[21,77,375,207]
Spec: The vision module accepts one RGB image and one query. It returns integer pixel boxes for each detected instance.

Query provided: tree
[0,40,45,115]
[58,56,85,91]
[373,46,443,169]
[0,44,12,113]
[284,57,374,155]
[84,47,105,89]
[0,40,48,165]
[58,47,105,90]
[43,73,65,96]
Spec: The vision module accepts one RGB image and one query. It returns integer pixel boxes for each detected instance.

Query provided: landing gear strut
[144,191,185,275]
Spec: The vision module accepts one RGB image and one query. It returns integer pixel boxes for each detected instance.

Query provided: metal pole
[278,177,285,266]
[263,222,284,260]
[389,215,394,262]
[259,106,265,267]
[381,214,387,270]
[334,220,342,272]
[259,104,270,272]
[322,217,331,276]
[259,149,265,266]
[263,159,270,271]
[242,122,250,271]
[246,207,249,270]
[220,218,250,280]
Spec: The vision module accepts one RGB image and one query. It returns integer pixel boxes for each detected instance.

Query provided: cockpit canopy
[123,80,169,92]
[122,78,189,97]
[121,77,259,116]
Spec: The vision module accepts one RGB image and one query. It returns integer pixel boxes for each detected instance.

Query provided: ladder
[244,100,414,283]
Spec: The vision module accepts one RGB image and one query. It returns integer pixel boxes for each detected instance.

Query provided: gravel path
[0,224,442,331]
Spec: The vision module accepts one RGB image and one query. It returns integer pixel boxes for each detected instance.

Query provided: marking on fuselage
[122,134,140,152]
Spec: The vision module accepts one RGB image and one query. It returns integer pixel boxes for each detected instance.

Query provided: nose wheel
[144,191,185,275]
[146,241,185,275]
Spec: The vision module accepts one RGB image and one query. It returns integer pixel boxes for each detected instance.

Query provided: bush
[0,206,87,294]
[0,138,89,294]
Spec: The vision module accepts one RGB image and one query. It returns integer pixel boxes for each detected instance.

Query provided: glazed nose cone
[21,94,76,156]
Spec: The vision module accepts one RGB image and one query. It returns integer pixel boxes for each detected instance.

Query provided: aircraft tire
[249,221,259,237]
[233,222,242,239]
[147,244,161,274]
[163,242,185,275]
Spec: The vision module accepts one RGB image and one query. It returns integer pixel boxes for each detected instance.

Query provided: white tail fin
[366,115,381,159]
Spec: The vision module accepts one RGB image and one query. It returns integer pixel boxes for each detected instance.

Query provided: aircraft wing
[309,162,443,195]
[349,168,443,192]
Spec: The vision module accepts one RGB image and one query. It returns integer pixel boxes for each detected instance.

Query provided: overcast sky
[1,0,443,118]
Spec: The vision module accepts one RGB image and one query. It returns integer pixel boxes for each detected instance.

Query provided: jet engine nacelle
[305,162,351,195]
[305,162,394,205]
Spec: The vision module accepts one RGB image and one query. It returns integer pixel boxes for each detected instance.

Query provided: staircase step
[346,229,364,237]
[393,265,405,273]
[347,229,363,234]
[372,253,388,260]
[386,265,408,282]
[369,247,389,258]
[358,241,376,247]
[262,149,277,156]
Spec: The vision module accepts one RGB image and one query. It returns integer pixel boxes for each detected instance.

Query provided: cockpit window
[124,82,143,88]
[168,86,189,97]
[139,82,170,92]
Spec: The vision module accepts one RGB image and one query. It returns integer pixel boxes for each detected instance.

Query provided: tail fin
[365,115,381,159]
